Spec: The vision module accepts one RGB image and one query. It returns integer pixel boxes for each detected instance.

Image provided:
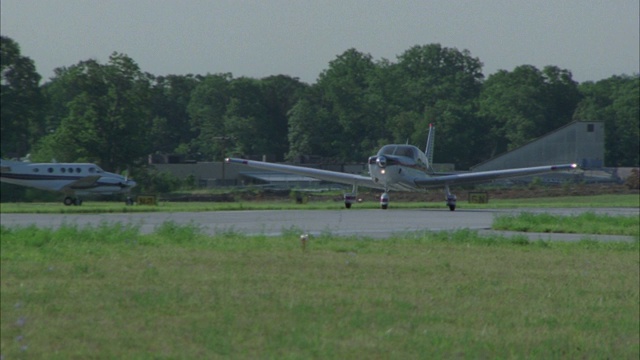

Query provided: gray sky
[2,0,638,84]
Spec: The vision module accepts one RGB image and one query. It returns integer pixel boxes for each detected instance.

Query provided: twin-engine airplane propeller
[0,158,137,205]
[226,124,577,210]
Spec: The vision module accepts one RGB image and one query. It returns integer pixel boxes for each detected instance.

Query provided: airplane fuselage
[368,144,430,191]
[0,159,136,202]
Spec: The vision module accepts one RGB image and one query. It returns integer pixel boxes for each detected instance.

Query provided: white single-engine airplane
[226,124,578,210]
[0,158,137,205]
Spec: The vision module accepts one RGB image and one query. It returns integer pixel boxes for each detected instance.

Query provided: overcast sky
[2,0,638,84]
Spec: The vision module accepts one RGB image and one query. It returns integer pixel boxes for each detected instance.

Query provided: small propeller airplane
[226,124,578,210]
[0,158,137,205]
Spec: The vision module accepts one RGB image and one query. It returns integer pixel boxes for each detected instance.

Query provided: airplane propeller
[376,155,387,168]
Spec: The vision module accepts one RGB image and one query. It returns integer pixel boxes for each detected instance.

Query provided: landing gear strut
[445,185,457,211]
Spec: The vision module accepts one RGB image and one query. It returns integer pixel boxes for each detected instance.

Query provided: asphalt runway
[1,207,637,242]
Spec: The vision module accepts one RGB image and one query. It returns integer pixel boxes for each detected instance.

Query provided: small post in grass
[300,234,309,251]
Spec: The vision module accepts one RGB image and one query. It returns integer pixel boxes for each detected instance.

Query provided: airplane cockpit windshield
[378,145,420,160]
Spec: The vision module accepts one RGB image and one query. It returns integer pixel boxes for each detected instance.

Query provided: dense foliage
[2,36,638,173]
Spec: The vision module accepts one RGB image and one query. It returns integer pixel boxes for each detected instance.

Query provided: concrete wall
[471,121,604,172]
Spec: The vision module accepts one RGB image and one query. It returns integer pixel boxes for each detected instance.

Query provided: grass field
[1,219,639,358]
[494,212,640,237]
[1,193,638,214]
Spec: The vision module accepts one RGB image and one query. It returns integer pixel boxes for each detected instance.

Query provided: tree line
[2,35,638,177]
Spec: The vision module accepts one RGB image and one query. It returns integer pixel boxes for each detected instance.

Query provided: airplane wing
[413,164,577,188]
[226,158,383,189]
[62,175,102,190]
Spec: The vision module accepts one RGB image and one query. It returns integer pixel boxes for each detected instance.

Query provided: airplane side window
[61,168,66,173]
[76,168,82,173]
[48,168,53,173]
[33,168,39,173]
[89,168,95,173]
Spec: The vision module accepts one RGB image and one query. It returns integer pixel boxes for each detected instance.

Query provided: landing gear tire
[344,192,356,209]
[380,192,389,210]
[445,186,457,211]
[64,197,74,206]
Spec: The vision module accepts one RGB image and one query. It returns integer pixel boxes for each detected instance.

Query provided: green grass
[1,223,638,358]
[1,193,638,214]
[494,212,640,237]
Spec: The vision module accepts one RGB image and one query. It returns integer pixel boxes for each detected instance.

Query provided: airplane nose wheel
[380,192,389,209]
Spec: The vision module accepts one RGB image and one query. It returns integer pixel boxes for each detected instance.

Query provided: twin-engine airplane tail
[226,124,578,210]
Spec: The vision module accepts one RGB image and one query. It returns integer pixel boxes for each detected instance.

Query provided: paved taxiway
[1,207,637,241]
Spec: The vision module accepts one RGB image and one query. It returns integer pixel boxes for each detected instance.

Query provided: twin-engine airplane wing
[61,175,102,191]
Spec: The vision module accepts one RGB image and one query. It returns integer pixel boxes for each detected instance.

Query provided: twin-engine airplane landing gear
[63,196,82,206]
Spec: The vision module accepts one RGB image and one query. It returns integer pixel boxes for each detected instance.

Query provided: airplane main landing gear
[344,184,358,209]
[446,195,457,211]
[63,196,82,206]
[344,193,356,209]
[445,185,457,211]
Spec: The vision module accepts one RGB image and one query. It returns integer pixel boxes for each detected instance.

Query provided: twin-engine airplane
[0,158,137,205]
[226,124,577,210]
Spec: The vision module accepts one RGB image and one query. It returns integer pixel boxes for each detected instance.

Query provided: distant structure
[471,121,604,172]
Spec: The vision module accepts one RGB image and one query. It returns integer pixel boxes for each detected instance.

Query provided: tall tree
[574,75,639,166]
[287,86,339,160]
[260,75,308,160]
[34,53,152,171]
[395,44,485,167]
[187,73,232,159]
[148,74,200,155]
[479,65,579,157]
[0,36,43,157]
[316,49,381,160]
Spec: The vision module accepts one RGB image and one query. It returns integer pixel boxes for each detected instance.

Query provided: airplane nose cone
[376,155,387,168]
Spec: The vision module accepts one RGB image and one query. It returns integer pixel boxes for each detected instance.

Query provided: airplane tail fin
[425,123,435,172]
